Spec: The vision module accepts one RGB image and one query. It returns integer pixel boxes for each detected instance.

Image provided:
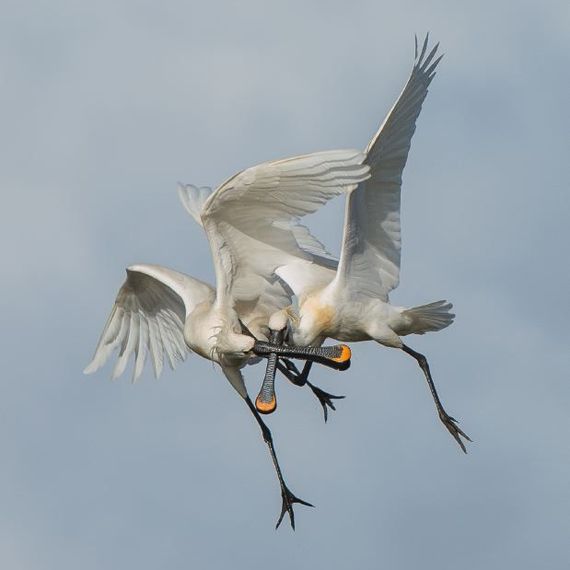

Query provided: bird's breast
[295,295,337,344]
[183,307,225,362]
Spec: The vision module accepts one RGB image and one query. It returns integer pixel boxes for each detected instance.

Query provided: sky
[2,0,569,568]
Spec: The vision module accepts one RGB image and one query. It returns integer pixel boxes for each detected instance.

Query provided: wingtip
[83,356,102,375]
[111,359,126,380]
[413,32,432,65]
[177,182,191,206]
[421,32,429,61]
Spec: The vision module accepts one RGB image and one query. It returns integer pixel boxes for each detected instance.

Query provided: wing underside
[200,149,369,312]
[333,35,443,301]
[84,264,214,381]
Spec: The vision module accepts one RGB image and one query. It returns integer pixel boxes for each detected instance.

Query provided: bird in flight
[85,150,366,529]
[260,35,471,452]
[85,34,468,532]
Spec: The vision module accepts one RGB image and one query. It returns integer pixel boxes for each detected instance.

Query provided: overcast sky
[2,1,569,568]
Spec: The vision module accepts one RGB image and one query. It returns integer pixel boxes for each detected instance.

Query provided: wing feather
[158,315,178,370]
[333,35,442,301]
[85,264,214,381]
[200,149,369,309]
[147,318,164,378]
[133,316,149,382]
[113,312,139,380]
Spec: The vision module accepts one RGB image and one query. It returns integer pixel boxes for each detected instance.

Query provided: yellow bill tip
[256,395,277,414]
[332,344,351,363]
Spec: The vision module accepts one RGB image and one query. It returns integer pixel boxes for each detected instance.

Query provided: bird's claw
[308,383,345,423]
[276,486,314,530]
[439,411,472,453]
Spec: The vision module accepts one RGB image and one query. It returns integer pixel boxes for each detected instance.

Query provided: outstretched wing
[199,149,369,310]
[84,264,214,382]
[333,35,443,301]
[178,180,338,333]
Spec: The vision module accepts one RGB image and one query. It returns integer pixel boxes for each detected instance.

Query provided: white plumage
[84,264,213,382]
[85,36,467,533]
[265,36,471,451]
[85,148,369,528]
[85,150,367,388]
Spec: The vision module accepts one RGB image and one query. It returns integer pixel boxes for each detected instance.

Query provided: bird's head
[268,306,299,341]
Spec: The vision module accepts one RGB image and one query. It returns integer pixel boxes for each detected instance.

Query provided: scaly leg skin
[401,344,472,453]
[278,360,345,422]
[244,396,313,529]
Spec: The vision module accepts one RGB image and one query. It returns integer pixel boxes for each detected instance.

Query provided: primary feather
[332,35,443,301]
[84,264,214,382]
[199,149,369,309]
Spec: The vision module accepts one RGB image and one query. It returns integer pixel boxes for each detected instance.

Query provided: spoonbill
[262,35,471,452]
[178,183,348,419]
[85,149,367,528]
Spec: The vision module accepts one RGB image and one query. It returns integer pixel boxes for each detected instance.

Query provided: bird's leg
[401,343,472,453]
[279,358,312,386]
[277,360,345,423]
[244,396,313,529]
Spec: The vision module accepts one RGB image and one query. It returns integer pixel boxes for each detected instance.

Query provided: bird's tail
[400,300,455,334]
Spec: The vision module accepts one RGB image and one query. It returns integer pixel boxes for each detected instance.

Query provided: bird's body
[86,149,368,389]
[86,35,467,531]
[291,289,410,347]
[85,263,257,396]
[184,300,251,366]
[288,282,454,349]
[85,150,367,528]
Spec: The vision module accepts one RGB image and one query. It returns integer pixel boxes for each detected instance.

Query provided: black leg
[401,344,471,453]
[244,396,313,529]
[279,359,312,386]
[277,360,345,423]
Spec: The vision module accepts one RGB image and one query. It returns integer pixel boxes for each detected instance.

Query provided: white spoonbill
[178,182,348,419]
[85,150,366,528]
[264,36,471,452]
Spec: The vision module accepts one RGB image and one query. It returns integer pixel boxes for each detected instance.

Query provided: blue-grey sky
[2,1,569,568]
